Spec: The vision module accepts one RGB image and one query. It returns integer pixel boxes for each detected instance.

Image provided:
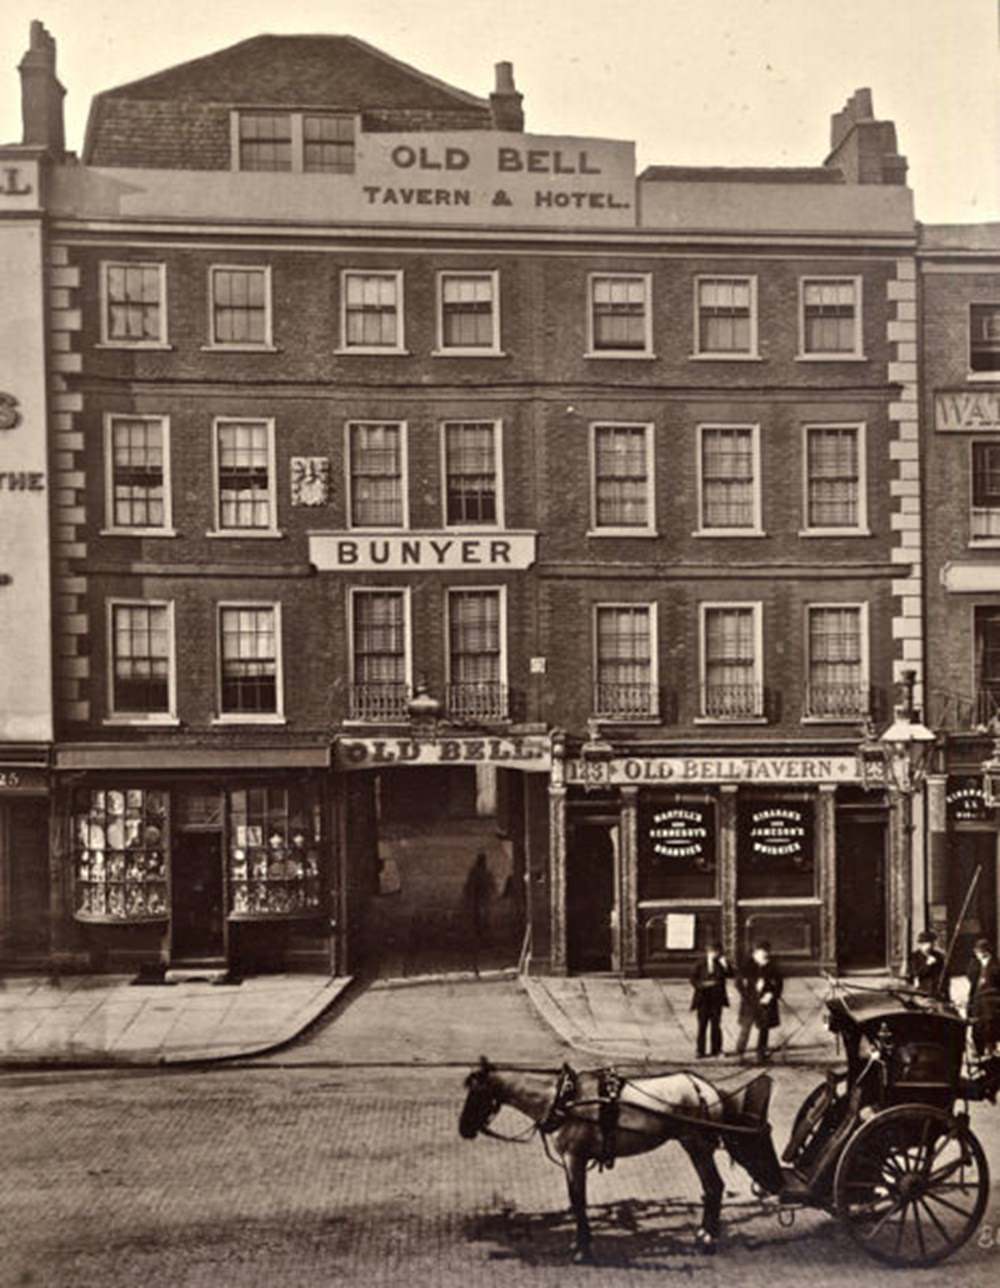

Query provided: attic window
[234,112,355,174]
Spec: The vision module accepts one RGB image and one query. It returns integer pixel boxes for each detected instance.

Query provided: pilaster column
[719,786,738,957]
[620,786,639,976]
[817,785,837,971]
[548,780,568,975]
[925,774,948,942]
[888,792,910,974]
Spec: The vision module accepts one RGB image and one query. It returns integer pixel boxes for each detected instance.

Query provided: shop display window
[738,797,815,899]
[73,788,168,922]
[227,786,323,918]
[638,799,717,900]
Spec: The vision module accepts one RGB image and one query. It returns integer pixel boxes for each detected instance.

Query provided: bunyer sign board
[309,531,537,572]
[567,755,865,786]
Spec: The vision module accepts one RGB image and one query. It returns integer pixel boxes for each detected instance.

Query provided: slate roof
[92,33,490,111]
[640,165,844,185]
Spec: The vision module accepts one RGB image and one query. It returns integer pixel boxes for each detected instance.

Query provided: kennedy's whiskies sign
[352,131,636,227]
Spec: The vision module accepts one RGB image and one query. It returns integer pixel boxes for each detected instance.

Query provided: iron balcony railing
[804,683,871,720]
[447,682,509,722]
[928,687,1000,732]
[593,682,659,720]
[701,683,764,719]
[348,682,411,723]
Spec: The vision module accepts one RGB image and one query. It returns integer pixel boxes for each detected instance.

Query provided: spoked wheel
[833,1104,989,1267]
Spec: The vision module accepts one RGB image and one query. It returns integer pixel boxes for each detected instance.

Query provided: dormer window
[233,111,355,173]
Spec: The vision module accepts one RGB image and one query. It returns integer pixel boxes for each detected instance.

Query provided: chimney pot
[490,60,524,132]
[495,61,516,93]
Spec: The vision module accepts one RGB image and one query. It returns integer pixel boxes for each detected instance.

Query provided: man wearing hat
[734,940,783,1064]
[689,941,732,1058]
[907,929,948,997]
[967,939,1000,1057]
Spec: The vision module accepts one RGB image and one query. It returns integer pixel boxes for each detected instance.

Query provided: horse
[459,1056,785,1262]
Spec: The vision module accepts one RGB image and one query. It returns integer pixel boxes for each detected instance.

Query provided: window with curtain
[219,606,278,714]
[592,424,651,529]
[103,263,164,344]
[351,591,408,720]
[238,112,292,170]
[806,605,867,718]
[805,425,861,529]
[448,589,505,719]
[696,277,754,354]
[108,417,167,529]
[444,422,498,524]
[590,275,649,352]
[110,602,172,715]
[211,267,269,346]
[440,273,498,350]
[700,426,757,529]
[594,603,657,718]
[216,420,273,530]
[702,605,761,717]
[801,278,860,355]
[349,422,404,527]
[343,272,402,349]
[972,441,1000,539]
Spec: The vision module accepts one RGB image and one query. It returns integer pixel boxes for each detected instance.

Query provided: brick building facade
[0,24,927,978]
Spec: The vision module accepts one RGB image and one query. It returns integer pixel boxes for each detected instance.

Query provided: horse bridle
[474,1062,578,1143]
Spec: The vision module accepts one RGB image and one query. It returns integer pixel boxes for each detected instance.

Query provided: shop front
[927,767,999,976]
[551,749,900,977]
[53,745,335,976]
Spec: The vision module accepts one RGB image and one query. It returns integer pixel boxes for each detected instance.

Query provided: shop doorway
[567,821,617,973]
[947,831,998,973]
[171,832,225,962]
[353,765,527,977]
[836,812,888,971]
[3,799,50,956]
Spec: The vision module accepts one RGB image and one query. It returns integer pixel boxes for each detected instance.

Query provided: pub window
[100,262,167,347]
[104,415,171,532]
[228,785,323,918]
[238,112,292,171]
[638,798,717,900]
[588,273,652,355]
[348,421,406,528]
[697,424,761,533]
[214,418,276,532]
[448,588,507,721]
[694,276,757,357]
[799,277,863,358]
[209,266,272,348]
[700,603,763,719]
[109,600,174,719]
[591,423,654,532]
[738,796,816,899]
[971,441,1000,540]
[443,421,501,526]
[340,270,405,352]
[73,788,168,922]
[803,424,866,532]
[303,114,355,173]
[594,602,658,719]
[806,604,868,719]
[350,589,410,721]
[218,604,282,718]
[437,272,501,353]
[970,304,1000,374]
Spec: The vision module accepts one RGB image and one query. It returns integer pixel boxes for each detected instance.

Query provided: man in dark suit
[907,930,948,997]
[735,941,784,1064]
[689,941,731,1058]
[968,938,1000,1057]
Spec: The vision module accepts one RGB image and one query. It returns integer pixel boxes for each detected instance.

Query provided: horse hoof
[571,1248,595,1266]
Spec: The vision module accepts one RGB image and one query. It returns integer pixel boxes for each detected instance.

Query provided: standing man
[689,942,732,1058]
[735,941,784,1064]
[907,930,948,997]
[967,939,1000,1057]
[463,851,495,947]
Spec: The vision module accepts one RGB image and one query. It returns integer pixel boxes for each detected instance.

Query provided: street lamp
[857,670,936,972]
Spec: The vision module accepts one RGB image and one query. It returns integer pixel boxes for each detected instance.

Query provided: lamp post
[857,669,937,970]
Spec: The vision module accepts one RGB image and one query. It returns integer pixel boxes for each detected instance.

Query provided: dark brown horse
[459,1057,785,1261]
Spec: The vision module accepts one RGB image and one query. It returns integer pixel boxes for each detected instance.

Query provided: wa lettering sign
[936,391,1000,432]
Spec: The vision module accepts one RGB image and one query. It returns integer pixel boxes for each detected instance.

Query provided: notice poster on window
[665,912,696,951]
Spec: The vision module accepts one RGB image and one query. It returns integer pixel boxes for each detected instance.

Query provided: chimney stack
[825,88,907,185]
[490,61,524,132]
[19,20,65,155]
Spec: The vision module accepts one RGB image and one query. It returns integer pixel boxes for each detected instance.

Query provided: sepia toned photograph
[1,1,999,1283]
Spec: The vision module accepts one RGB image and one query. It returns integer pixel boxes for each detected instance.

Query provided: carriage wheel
[833,1104,989,1267]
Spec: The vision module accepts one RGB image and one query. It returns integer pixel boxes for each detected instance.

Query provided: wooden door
[567,822,616,972]
[836,812,888,971]
[947,831,998,975]
[171,832,225,961]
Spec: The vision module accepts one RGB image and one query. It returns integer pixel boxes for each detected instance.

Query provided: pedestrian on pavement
[907,929,948,997]
[967,938,1000,1057]
[463,851,495,945]
[689,942,732,1058]
[734,941,783,1064]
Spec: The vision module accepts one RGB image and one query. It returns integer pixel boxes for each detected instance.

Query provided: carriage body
[777,987,992,1267]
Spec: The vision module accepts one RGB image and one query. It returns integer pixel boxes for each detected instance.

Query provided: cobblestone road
[4,979,1000,1287]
